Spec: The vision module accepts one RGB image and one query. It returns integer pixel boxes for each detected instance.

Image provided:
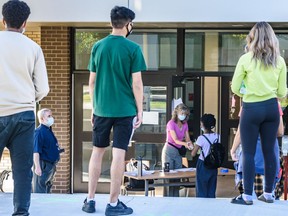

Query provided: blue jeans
[33,160,57,193]
[196,159,217,198]
[0,111,35,216]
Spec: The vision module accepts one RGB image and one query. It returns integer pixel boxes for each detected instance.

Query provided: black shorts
[92,115,134,151]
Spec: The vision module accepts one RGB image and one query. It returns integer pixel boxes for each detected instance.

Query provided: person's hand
[133,112,142,129]
[90,111,94,126]
[230,149,238,161]
[34,166,42,176]
[187,142,194,150]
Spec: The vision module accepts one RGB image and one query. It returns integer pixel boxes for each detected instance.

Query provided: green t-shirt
[231,52,287,102]
[88,35,147,117]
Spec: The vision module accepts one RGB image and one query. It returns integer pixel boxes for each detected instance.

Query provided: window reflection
[136,86,167,134]
[83,85,92,131]
[82,141,112,182]
[185,32,204,70]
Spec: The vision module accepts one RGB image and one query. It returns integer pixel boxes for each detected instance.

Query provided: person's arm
[191,144,200,157]
[278,116,284,137]
[169,130,190,148]
[132,72,143,128]
[230,125,241,161]
[277,58,287,98]
[89,72,96,126]
[33,153,42,176]
[33,48,49,102]
[231,56,245,97]
[184,130,193,150]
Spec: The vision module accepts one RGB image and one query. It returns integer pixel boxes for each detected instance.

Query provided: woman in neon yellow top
[231,22,287,205]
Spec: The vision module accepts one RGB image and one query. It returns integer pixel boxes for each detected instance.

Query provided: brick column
[41,27,71,193]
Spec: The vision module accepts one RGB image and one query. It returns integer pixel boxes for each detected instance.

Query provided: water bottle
[137,156,143,176]
[240,81,246,94]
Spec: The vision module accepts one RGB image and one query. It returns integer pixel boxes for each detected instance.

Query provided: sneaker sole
[82,207,96,213]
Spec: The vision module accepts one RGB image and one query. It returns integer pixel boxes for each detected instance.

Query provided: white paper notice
[142,111,159,125]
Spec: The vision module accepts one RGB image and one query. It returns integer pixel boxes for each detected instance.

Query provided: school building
[0,0,287,194]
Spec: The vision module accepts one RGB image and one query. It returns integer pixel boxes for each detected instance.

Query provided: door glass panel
[134,142,164,170]
[136,86,167,134]
[83,85,92,131]
[82,141,112,182]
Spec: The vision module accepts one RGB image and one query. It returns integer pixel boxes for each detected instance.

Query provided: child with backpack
[191,113,221,198]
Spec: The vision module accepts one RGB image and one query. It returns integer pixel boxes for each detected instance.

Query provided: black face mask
[126,23,133,37]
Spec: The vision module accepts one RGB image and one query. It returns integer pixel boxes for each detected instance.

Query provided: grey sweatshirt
[0,31,49,116]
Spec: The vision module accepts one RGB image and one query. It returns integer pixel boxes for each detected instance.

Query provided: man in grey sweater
[0,1,49,215]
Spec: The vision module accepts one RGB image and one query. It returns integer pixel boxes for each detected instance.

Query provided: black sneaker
[82,198,96,213]
[105,200,133,216]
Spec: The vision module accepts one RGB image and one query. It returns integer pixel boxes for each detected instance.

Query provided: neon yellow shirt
[231,52,287,102]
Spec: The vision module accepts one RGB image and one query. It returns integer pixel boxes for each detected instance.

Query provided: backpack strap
[201,134,212,159]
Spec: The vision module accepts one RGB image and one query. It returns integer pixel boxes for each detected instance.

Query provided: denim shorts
[92,115,134,151]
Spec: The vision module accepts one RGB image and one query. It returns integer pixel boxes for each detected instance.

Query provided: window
[74,29,110,70]
[185,32,204,70]
[128,31,177,70]
[219,33,246,72]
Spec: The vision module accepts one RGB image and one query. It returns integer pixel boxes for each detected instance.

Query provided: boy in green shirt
[82,6,146,216]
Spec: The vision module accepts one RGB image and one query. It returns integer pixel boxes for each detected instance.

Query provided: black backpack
[201,134,225,169]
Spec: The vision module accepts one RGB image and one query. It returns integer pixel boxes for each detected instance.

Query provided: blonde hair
[246,22,280,67]
[171,103,190,122]
[37,108,51,123]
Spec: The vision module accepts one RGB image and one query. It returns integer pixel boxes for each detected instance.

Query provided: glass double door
[72,73,235,192]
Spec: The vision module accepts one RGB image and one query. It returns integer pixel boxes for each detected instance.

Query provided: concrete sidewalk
[0,193,287,216]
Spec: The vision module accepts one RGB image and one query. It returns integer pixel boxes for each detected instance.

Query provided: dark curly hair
[200,113,216,131]
[2,0,30,29]
[110,6,135,28]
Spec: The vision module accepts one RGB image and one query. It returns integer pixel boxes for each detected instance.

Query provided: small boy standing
[191,114,220,198]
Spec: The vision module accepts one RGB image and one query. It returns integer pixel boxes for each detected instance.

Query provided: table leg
[145,180,148,196]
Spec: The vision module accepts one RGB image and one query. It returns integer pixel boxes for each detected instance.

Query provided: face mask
[21,28,25,34]
[126,23,133,37]
[201,127,205,132]
[45,117,54,127]
[178,114,186,121]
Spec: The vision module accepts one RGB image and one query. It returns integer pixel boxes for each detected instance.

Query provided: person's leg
[8,111,35,216]
[207,169,218,198]
[110,147,126,202]
[240,104,262,197]
[83,116,113,213]
[45,163,57,193]
[87,147,106,199]
[161,145,178,196]
[33,161,51,193]
[196,160,209,197]
[105,116,134,216]
[259,101,279,194]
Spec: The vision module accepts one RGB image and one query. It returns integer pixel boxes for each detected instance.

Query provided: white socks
[263,192,273,200]
[242,193,253,201]
[87,198,94,202]
[110,201,117,207]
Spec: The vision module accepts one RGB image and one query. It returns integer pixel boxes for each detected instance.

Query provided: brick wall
[40,27,71,193]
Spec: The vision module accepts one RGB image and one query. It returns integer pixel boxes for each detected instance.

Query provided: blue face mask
[178,114,186,121]
[45,117,54,127]
[200,127,205,132]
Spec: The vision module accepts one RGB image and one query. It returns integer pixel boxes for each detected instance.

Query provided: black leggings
[240,98,279,195]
